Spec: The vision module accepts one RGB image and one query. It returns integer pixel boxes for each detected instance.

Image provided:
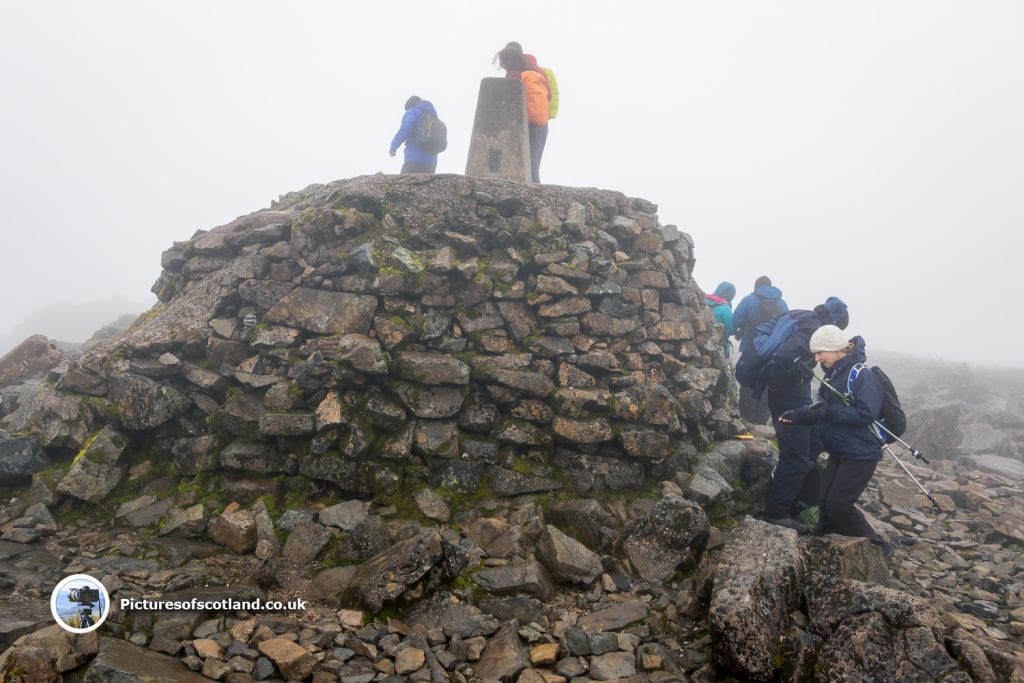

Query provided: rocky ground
[1,426,1022,682]
[1,175,1022,681]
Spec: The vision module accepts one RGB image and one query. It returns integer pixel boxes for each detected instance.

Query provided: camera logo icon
[50,574,110,633]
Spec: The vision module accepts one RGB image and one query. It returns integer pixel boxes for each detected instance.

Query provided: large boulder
[904,403,962,460]
[3,384,94,450]
[265,288,377,335]
[708,518,806,681]
[55,425,129,503]
[349,531,468,611]
[0,335,63,388]
[78,637,207,682]
[535,524,602,584]
[109,373,191,431]
[474,620,530,683]
[805,575,969,681]
[0,431,46,483]
[206,508,258,554]
[0,624,99,673]
[616,494,710,582]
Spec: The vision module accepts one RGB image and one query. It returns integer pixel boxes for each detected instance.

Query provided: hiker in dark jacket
[752,296,849,533]
[733,276,788,356]
[389,95,439,174]
[704,281,736,358]
[779,325,892,558]
[733,276,788,423]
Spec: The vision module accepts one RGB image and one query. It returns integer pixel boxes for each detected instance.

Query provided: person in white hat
[752,296,848,534]
[779,325,894,559]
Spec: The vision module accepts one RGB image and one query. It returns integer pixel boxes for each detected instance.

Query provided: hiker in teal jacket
[705,281,736,357]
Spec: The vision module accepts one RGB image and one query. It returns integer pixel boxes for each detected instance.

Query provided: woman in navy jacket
[779,325,893,558]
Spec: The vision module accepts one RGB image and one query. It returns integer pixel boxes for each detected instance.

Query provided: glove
[795,359,815,383]
[780,402,828,425]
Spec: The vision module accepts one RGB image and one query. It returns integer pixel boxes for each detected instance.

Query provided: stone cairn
[11,173,740,506]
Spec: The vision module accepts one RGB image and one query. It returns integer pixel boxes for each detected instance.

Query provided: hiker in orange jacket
[498,44,550,183]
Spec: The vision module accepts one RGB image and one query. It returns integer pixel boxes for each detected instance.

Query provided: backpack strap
[847,362,866,396]
[849,363,886,443]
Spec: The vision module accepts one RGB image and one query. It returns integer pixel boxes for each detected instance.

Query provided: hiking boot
[873,541,895,561]
[763,516,809,534]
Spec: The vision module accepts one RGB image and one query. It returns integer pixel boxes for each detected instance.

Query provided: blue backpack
[735,316,791,390]
[735,311,818,397]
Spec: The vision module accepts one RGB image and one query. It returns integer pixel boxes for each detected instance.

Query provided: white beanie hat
[809,325,849,353]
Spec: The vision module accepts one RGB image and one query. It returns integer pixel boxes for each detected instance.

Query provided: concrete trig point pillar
[465,77,531,182]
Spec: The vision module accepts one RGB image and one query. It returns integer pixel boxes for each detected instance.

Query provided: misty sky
[1,2,1022,366]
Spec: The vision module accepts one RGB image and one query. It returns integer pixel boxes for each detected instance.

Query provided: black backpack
[740,294,786,349]
[849,364,906,443]
[414,112,447,154]
[754,295,786,329]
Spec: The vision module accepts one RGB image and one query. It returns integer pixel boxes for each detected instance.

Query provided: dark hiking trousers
[764,381,817,518]
[400,161,436,174]
[739,384,771,425]
[528,123,548,183]
[817,454,884,544]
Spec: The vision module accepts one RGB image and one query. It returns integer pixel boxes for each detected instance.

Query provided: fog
[1,2,1021,366]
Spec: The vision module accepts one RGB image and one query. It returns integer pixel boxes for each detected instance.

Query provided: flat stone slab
[161,584,261,605]
[143,538,222,568]
[0,540,33,560]
[0,601,52,648]
[965,454,1024,479]
[576,600,649,632]
[81,636,208,682]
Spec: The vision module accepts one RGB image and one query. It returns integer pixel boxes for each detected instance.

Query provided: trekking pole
[815,373,943,513]
[875,429,929,464]
[815,373,928,462]
[883,444,943,513]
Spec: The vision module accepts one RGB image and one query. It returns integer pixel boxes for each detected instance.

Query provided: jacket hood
[754,285,783,300]
[849,335,867,361]
[712,281,736,301]
[414,101,438,117]
[814,296,849,329]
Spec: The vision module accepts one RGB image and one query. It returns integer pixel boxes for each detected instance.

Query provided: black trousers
[818,454,883,544]
[739,384,771,425]
[764,382,817,518]
[400,161,436,174]
[528,123,548,183]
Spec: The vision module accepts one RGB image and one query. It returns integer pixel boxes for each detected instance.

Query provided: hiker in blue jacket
[733,276,788,357]
[779,325,893,558]
[743,296,849,533]
[733,276,788,424]
[704,281,736,357]
[389,95,439,174]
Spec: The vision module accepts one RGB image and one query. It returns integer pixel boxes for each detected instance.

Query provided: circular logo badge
[50,574,110,633]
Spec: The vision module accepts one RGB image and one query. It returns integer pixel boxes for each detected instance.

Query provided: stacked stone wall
[14,174,739,502]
